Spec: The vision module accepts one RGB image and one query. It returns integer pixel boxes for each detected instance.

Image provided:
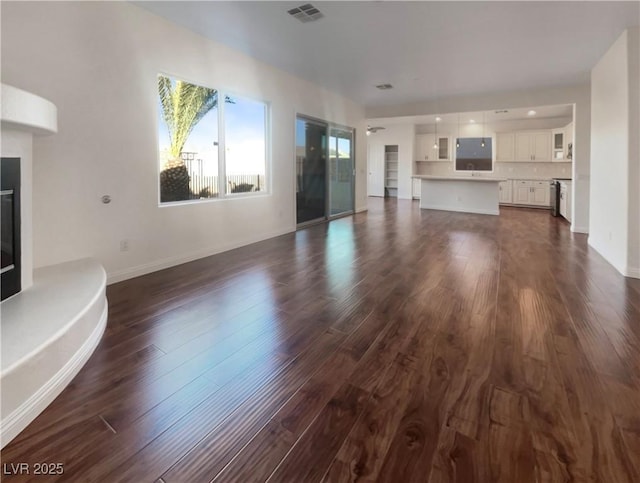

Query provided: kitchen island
[413,175,506,215]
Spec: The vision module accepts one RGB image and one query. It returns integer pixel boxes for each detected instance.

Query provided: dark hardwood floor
[3,198,640,482]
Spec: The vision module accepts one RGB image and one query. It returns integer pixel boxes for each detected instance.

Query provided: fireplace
[1,157,21,300]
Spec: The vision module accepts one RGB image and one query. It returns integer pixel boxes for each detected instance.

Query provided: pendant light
[456,114,460,148]
[433,116,439,149]
[481,112,486,147]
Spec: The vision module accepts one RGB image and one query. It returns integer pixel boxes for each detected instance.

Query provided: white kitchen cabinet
[513,180,533,203]
[552,129,565,161]
[531,181,550,206]
[514,131,552,162]
[512,179,550,207]
[412,178,421,199]
[559,181,572,221]
[552,123,574,162]
[496,132,515,162]
[566,183,572,222]
[415,134,434,161]
[533,133,551,162]
[499,180,512,204]
[436,136,451,161]
[415,134,450,161]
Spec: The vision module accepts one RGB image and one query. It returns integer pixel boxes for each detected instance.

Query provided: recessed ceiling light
[527,110,537,116]
[435,117,442,122]
[469,119,476,123]
[375,84,393,90]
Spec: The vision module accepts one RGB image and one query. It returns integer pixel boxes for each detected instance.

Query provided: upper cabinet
[552,124,573,162]
[552,129,565,160]
[415,134,433,161]
[415,133,450,161]
[495,123,574,163]
[514,131,551,162]
[437,136,451,160]
[496,132,515,162]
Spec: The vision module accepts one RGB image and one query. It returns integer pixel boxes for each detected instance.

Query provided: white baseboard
[571,225,589,234]
[625,266,640,279]
[588,238,640,279]
[107,227,294,284]
[0,300,107,448]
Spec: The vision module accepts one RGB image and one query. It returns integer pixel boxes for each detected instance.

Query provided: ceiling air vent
[375,84,393,90]
[495,109,509,114]
[288,4,324,23]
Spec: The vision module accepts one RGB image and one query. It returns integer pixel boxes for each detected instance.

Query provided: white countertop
[413,175,506,182]
[412,175,572,182]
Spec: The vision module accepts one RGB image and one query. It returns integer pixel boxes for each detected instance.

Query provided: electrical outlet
[120,239,129,252]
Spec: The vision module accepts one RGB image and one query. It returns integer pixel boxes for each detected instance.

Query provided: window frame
[157,73,272,207]
[453,135,496,174]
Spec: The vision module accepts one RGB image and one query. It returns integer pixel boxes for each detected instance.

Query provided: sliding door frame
[327,123,356,220]
[295,113,355,228]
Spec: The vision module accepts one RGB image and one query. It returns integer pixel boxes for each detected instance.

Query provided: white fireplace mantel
[1,84,108,449]
[1,83,58,136]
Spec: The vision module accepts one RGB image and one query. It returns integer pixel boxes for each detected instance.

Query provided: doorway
[296,116,354,225]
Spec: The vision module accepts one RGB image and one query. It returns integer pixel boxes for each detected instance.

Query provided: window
[157,74,268,203]
[224,96,267,194]
[454,137,493,171]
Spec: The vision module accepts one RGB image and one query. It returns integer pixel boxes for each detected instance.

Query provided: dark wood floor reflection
[3,199,640,482]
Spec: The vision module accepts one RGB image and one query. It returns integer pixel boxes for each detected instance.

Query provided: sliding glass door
[296,115,354,225]
[329,127,354,217]
[296,117,327,224]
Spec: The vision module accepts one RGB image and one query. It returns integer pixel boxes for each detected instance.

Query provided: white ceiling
[135,1,640,108]
[370,104,574,126]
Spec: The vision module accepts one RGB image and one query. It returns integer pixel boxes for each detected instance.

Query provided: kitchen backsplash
[418,161,572,179]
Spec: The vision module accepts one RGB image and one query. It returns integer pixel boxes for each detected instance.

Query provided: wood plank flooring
[2,198,640,482]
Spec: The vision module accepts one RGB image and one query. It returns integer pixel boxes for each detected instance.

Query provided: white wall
[367,84,591,233]
[1,2,367,283]
[366,125,415,199]
[590,30,630,275]
[627,27,640,277]
[589,31,640,277]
